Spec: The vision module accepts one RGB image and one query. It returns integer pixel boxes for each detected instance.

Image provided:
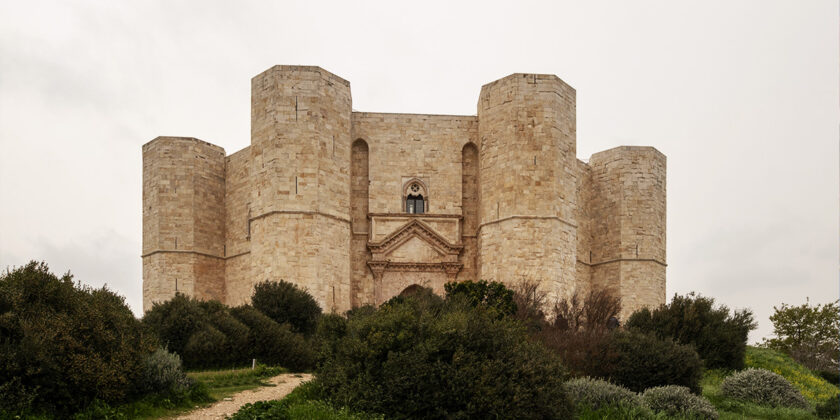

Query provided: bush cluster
[534,287,703,394]
[315,290,574,419]
[641,385,719,419]
[720,368,809,409]
[626,293,756,370]
[816,393,839,419]
[564,377,642,410]
[143,293,314,370]
[0,262,155,416]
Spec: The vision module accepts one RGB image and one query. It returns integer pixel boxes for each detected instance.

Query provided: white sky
[0,0,837,343]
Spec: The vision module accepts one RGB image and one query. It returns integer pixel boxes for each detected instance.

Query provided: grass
[702,369,822,420]
[745,346,840,406]
[68,364,289,420]
[187,364,287,400]
[226,380,385,420]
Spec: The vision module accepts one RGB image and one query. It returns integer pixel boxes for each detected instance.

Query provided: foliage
[229,305,315,371]
[763,300,839,373]
[511,279,549,332]
[0,261,156,416]
[702,369,821,420]
[70,383,211,420]
[142,347,192,394]
[564,377,643,410]
[552,287,621,333]
[228,400,291,419]
[746,346,839,406]
[443,279,516,317]
[315,292,574,419]
[626,293,756,370]
[251,280,322,336]
[815,393,839,419]
[720,368,809,409]
[143,295,315,370]
[642,385,719,419]
[607,330,704,394]
[533,286,624,380]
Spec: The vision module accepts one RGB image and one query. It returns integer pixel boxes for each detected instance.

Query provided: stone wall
[142,66,666,319]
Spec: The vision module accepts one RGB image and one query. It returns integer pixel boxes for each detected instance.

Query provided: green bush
[251,280,322,336]
[444,279,516,317]
[141,347,191,394]
[0,261,155,416]
[607,330,704,394]
[816,393,839,418]
[143,296,316,370]
[626,292,756,370]
[316,292,574,419]
[745,346,839,405]
[641,385,718,419]
[228,400,291,419]
[720,368,809,409]
[229,305,316,371]
[564,377,643,410]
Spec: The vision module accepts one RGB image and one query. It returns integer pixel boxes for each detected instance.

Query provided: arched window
[406,194,425,214]
[404,180,427,214]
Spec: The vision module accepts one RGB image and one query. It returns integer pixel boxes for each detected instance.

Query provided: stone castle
[142,65,666,319]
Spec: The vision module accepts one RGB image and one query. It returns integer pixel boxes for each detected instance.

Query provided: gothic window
[406,194,425,214]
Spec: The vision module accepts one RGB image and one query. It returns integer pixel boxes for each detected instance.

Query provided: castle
[142,65,666,319]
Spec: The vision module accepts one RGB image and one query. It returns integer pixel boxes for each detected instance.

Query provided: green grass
[187,364,288,400]
[702,369,822,420]
[68,365,289,420]
[745,346,840,406]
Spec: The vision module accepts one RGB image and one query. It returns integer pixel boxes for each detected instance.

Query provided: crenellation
[142,66,666,321]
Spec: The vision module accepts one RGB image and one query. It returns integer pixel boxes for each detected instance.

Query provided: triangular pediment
[367,219,462,257]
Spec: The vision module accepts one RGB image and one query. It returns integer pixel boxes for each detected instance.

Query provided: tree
[251,280,322,336]
[763,299,839,373]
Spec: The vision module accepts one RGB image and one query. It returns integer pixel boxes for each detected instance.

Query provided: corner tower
[142,137,226,311]
[588,146,666,318]
[477,74,578,301]
[248,66,353,312]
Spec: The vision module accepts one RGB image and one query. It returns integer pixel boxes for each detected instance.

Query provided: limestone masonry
[142,65,666,319]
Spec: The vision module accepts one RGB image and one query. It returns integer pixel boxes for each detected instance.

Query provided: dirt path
[174,373,313,420]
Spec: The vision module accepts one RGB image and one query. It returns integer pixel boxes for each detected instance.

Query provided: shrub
[229,305,315,371]
[251,280,322,336]
[142,293,207,361]
[141,347,191,394]
[720,368,809,409]
[816,393,839,418]
[564,377,642,410]
[641,385,718,419]
[745,346,839,405]
[607,330,704,394]
[316,292,574,419]
[511,279,549,332]
[228,400,290,419]
[444,279,516,316]
[0,261,155,416]
[626,292,756,370]
[538,329,618,379]
[552,287,621,333]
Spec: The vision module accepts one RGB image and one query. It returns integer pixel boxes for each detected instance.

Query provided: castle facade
[142,65,666,319]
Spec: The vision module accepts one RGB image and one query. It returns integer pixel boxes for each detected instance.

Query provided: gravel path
[174,373,313,420]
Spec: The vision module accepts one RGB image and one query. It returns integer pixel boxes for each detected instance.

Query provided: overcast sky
[0,0,836,342]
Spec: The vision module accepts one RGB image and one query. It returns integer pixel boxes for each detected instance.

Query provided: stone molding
[577,257,667,267]
[367,218,463,257]
[478,215,578,230]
